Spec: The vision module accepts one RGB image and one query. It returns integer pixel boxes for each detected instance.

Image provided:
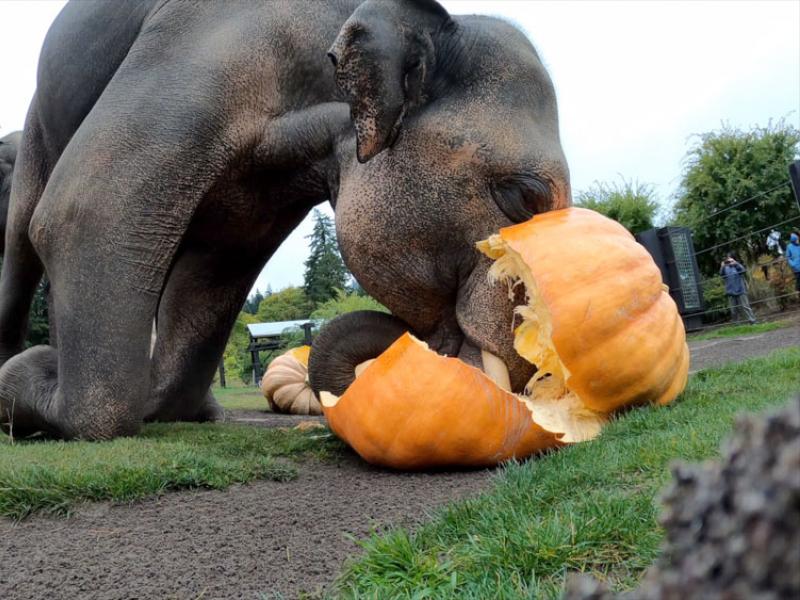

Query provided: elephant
[0,131,22,256]
[0,0,570,440]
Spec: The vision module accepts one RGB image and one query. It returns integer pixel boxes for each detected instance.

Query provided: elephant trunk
[308,310,409,397]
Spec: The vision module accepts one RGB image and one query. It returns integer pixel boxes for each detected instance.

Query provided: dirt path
[0,454,491,600]
[688,324,799,373]
[1,326,797,600]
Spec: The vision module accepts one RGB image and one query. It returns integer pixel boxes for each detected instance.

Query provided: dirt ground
[1,324,798,600]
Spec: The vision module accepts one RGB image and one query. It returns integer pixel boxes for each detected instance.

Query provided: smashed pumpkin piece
[261,346,322,416]
[320,333,570,470]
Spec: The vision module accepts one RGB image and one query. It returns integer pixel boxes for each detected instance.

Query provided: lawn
[332,347,800,599]
[687,318,791,341]
[214,384,268,411]
[0,422,344,520]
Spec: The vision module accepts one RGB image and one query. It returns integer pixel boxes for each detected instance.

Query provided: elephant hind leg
[0,106,47,366]
[308,311,410,397]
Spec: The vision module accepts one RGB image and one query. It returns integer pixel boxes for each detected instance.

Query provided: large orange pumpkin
[261,346,321,415]
[477,207,689,414]
[320,207,689,470]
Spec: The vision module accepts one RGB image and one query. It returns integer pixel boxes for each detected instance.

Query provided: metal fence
[674,175,800,331]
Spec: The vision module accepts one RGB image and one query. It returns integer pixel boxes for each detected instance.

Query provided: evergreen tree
[26,280,50,347]
[242,289,264,315]
[303,209,349,304]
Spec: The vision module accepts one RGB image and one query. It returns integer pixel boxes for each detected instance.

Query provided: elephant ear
[328,0,453,163]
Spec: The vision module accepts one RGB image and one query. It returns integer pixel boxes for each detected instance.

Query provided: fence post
[218,359,226,389]
[789,160,800,211]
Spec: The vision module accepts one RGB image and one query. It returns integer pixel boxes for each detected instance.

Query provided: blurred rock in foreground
[565,397,800,599]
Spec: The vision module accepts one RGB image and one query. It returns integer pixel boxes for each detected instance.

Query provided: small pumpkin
[319,207,689,470]
[261,346,321,415]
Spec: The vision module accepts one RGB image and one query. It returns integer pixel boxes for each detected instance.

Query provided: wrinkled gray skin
[0,0,569,440]
[0,131,22,256]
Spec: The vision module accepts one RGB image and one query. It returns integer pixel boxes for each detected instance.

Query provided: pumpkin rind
[261,346,321,416]
[320,333,589,470]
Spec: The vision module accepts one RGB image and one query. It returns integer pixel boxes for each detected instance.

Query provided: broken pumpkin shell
[261,346,322,416]
[320,333,607,470]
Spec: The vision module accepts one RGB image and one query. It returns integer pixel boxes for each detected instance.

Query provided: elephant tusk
[354,359,376,379]
[480,350,512,392]
[319,391,340,408]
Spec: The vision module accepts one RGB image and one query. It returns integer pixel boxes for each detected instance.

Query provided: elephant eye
[490,175,553,223]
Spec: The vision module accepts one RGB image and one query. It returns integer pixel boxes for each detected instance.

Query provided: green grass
[214,385,269,411]
[332,347,800,599]
[0,422,345,520]
[688,319,790,341]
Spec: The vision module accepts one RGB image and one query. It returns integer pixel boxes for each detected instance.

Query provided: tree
[26,280,50,347]
[575,179,659,234]
[303,209,349,304]
[0,258,49,347]
[242,289,264,315]
[672,120,800,275]
[222,312,258,384]
[255,286,314,322]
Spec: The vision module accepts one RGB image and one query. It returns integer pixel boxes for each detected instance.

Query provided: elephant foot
[145,388,225,423]
[195,390,225,422]
[0,345,63,439]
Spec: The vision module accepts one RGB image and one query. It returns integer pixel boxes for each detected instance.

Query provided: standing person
[787,232,800,294]
[720,254,756,324]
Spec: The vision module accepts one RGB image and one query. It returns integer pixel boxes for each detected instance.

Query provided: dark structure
[247,321,316,385]
[565,396,800,599]
[789,160,800,211]
[636,227,704,331]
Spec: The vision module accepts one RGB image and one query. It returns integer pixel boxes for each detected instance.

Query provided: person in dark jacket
[786,232,800,293]
[720,254,756,324]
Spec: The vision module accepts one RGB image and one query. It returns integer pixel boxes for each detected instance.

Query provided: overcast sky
[1,1,798,294]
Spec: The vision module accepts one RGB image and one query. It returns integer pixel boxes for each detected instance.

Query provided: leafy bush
[702,278,729,323]
[310,289,389,321]
[575,179,659,234]
[255,286,314,323]
[222,312,258,384]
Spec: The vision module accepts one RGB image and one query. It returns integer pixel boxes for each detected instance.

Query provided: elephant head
[0,131,22,256]
[312,0,571,396]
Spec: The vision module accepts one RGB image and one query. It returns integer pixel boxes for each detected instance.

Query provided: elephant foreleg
[0,63,233,439]
[145,203,315,423]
